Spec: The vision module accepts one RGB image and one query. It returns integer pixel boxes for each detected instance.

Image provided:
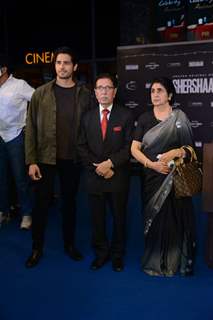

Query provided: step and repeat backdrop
[117,40,213,154]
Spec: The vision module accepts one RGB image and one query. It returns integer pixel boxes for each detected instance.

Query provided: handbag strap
[174,145,198,174]
[183,145,197,162]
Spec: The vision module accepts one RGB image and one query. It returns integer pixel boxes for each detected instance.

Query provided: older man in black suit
[78,73,133,271]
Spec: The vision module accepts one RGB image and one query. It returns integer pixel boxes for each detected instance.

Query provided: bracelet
[144,160,148,168]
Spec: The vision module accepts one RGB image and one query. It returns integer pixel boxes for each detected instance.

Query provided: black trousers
[88,191,128,259]
[31,160,80,250]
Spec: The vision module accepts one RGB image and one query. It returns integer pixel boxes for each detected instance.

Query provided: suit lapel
[93,107,103,143]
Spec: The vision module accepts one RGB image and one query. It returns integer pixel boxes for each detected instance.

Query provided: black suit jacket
[78,104,134,193]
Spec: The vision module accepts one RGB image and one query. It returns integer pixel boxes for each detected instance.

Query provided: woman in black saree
[131,77,196,277]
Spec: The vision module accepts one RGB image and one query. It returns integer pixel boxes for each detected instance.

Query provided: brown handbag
[173,146,202,198]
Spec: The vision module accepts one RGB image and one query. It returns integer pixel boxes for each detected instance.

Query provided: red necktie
[101,109,109,140]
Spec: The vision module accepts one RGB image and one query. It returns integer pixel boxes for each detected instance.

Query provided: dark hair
[0,55,12,75]
[150,77,176,105]
[53,46,78,65]
[94,73,118,88]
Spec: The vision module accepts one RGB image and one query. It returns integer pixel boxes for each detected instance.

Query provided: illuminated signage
[25,51,54,64]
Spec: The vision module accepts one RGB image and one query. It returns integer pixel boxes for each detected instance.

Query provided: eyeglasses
[95,86,114,92]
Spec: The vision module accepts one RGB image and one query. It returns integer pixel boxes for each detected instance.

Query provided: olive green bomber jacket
[25,79,91,165]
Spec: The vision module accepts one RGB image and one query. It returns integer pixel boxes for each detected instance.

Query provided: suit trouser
[32,160,80,250]
[89,191,128,259]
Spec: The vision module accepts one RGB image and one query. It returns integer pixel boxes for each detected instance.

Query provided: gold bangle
[144,160,148,168]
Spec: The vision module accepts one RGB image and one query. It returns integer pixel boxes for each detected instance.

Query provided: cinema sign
[25,51,54,64]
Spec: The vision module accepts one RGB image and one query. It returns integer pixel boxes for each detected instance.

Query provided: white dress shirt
[0,75,35,142]
[99,104,113,121]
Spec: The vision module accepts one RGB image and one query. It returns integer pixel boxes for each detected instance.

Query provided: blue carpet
[0,176,212,320]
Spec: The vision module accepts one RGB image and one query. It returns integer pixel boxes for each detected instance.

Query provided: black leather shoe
[25,250,43,268]
[112,258,124,272]
[65,246,83,261]
[90,256,109,270]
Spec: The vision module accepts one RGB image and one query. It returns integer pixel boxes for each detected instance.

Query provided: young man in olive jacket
[25,46,91,268]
